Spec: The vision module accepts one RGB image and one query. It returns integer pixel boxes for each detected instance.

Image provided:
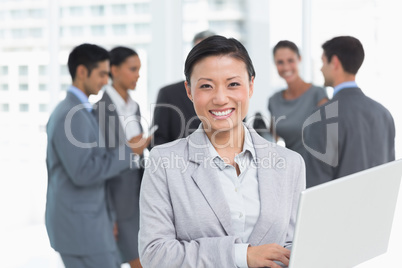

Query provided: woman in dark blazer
[96,46,149,268]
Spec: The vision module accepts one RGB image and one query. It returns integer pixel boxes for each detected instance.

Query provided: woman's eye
[229,82,240,87]
[200,84,212,89]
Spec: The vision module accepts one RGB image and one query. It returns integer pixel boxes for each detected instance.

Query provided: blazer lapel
[104,93,126,144]
[247,127,282,245]
[134,105,143,133]
[188,126,234,236]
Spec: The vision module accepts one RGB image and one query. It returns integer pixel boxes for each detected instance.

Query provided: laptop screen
[288,159,402,268]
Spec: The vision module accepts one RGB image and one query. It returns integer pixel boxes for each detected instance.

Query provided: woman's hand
[247,243,290,268]
[128,133,152,155]
[113,222,118,241]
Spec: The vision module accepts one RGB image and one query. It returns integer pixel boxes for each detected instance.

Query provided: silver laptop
[286,159,402,268]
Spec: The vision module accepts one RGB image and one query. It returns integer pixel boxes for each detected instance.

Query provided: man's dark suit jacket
[303,87,395,188]
[152,80,200,146]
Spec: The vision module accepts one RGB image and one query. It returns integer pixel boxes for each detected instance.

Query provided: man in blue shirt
[302,36,395,187]
[45,44,149,267]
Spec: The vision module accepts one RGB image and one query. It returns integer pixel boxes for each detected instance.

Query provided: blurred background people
[95,46,149,268]
[45,44,139,268]
[303,36,395,187]
[152,30,215,147]
[268,40,328,158]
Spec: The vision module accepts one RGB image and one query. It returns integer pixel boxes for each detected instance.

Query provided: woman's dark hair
[273,40,300,57]
[109,46,138,78]
[184,35,255,85]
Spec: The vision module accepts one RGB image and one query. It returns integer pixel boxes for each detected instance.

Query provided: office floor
[0,224,130,268]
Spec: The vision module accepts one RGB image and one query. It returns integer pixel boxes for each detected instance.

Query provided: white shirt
[105,85,142,140]
[207,125,260,268]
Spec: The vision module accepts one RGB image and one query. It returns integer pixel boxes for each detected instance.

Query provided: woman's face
[274,47,301,84]
[185,55,254,135]
[111,54,141,91]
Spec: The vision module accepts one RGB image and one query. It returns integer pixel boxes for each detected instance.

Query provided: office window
[29,9,45,19]
[133,3,150,14]
[11,9,28,19]
[19,103,29,112]
[0,11,4,20]
[134,23,150,35]
[60,65,69,75]
[61,84,69,91]
[39,84,47,91]
[59,27,65,37]
[30,28,42,38]
[59,7,67,18]
[39,65,47,76]
[1,84,8,91]
[0,66,7,75]
[70,26,84,36]
[19,84,28,91]
[39,124,46,132]
[91,25,105,36]
[91,5,104,16]
[112,4,126,15]
[0,30,4,39]
[19,66,28,76]
[113,24,127,35]
[12,29,28,39]
[209,20,243,33]
[208,0,230,10]
[39,104,47,112]
[70,6,84,17]
[0,103,9,112]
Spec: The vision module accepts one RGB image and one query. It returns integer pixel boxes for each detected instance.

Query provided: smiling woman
[268,40,328,161]
[138,35,306,268]
[185,54,253,146]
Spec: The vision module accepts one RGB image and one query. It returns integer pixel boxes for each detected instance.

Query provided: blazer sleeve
[139,149,238,268]
[284,153,306,249]
[52,109,132,187]
[303,106,336,187]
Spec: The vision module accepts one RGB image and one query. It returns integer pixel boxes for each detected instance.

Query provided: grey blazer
[95,91,143,261]
[303,87,395,188]
[139,124,306,267]
[45,91,132,255]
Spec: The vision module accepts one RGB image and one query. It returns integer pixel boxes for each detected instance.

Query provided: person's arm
[139,149,239,268]
[317,97,329,107]
[270,118,279,142]
[128,133,151,155]
[53,111,132,187]
[303,104,336,187]
[316,87,329,107]
[268,98,279,142]
[247,244,291,268]
[152,88,173,146]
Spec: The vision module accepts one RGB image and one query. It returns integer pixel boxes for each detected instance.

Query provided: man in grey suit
[303,36,395,188]
[45,44,148,268]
